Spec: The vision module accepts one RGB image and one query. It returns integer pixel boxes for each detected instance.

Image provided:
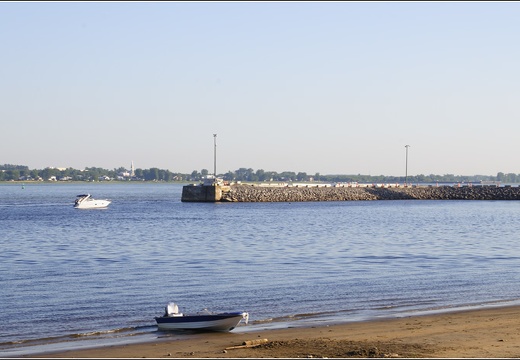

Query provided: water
[1,182,520,356]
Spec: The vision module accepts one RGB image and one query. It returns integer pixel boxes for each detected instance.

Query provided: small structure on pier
[181,176,230,202]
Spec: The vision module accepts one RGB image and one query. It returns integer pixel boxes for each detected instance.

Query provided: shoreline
[22,304,520,358]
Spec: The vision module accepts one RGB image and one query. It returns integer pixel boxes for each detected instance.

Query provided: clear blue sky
[1,1,519,176]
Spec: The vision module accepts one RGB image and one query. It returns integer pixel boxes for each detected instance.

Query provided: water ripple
[1,184,520,355]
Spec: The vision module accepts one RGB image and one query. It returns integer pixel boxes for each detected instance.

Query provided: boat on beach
[155,302,249,332]
[73,194,111,209]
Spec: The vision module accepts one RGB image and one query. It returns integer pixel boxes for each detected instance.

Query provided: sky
[1,1,519,177]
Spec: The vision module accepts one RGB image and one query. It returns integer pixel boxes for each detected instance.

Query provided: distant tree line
[0,164,184,182]
[216,167,519,184]
[2,164,519,183]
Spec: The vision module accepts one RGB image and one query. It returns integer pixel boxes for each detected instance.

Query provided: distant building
[116,161,137,180]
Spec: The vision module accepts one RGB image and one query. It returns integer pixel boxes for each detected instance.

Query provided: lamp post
[213,134,217,178]
[405,145,410,186]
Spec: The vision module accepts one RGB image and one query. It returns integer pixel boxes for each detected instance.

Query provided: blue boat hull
[155,312,247,332]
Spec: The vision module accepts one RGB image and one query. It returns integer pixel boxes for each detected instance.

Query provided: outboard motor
[165,302,182,317]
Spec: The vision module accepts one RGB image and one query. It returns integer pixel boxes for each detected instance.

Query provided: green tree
[30,169,39,180]
[143,168,159,181]
[255,169,266,181]
[7,170,20,180]
[279,171,296,181]
[40,168,58,181]
[134,168,144,179]
[223,171,234,181]
[235,168,255,181]
[296,172,308,181]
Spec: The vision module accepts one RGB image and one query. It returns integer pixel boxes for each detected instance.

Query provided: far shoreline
[0,180,191,185]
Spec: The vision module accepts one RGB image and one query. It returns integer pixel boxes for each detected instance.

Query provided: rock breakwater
[221,185,520,202]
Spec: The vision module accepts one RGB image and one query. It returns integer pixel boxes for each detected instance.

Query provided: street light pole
[213,134,217,178]
[405,145,410,186]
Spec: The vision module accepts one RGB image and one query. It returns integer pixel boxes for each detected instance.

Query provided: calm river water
[1,182,520,356]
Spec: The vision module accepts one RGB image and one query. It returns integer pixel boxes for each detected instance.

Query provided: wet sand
[24,305,520,358]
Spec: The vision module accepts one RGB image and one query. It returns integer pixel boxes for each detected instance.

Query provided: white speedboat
[155,302,249,332]
[74,194,111,209]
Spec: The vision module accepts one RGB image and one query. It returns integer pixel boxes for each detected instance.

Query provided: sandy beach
[22,305,520,358]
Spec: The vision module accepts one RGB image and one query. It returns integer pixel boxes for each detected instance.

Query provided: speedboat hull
[74,199,111,209]
[155,312,248,332]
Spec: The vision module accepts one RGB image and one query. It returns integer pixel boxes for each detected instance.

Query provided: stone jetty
[218,184,520,202]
